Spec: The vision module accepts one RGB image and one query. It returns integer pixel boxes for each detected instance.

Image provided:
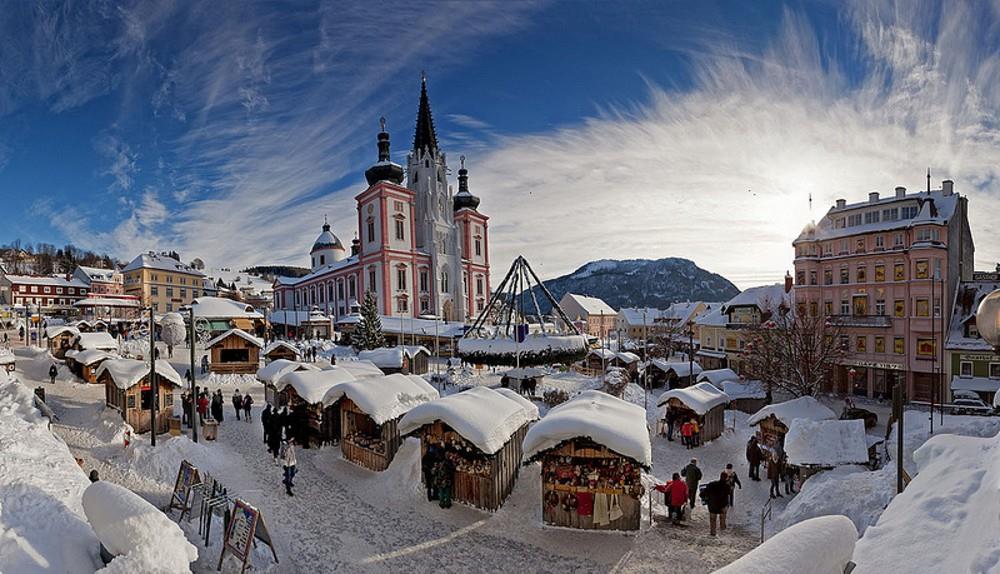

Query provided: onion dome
[311,218,345,254]
[365,117,405,186]
[453,155,481,211]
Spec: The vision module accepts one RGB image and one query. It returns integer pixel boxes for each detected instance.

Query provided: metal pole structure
[435,318,439,377]
[930,275,935,435]
[148,308,157,447]
[643,310,648,411]
[894,383,904,493]
[688,321,694,387]
[189,307,198,444]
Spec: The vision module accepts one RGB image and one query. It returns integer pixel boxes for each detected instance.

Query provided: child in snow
[680,420,693,448]
[690,419,701,447]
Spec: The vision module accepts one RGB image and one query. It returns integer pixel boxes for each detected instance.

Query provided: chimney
[784,270,793,293]
[869,192,880,203]
[835,198,846,209]
[895,186,906,198]
[942,179,954,196]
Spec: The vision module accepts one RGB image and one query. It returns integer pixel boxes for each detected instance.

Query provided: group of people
[745,436,797,499]
[654,458,742,536]
[420,446,456,509]
[231,390,254,421]
[261,404,299,496]
[659,409,701,449]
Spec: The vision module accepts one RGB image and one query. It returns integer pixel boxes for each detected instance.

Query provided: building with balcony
[695,282,792,373]
[122,252,206,314]
[0,274,90,315]
[793,180,974,401]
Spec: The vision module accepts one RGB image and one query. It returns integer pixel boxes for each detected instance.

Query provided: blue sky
[1,1,998,288]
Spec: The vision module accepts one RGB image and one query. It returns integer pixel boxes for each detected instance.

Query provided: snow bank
[323,373,439,423]
[655,381,730,414]
[774,464,895,536]
[122,435,219,487]
[0,378,99,573]
[281,369,357,404]
[784,419,869,466]
[82,481,197,573]
[398,387,539,454]
[96,359,183,389]
[203,372,258,388]
[747,396,836,427]
[522,390,652,468]
[852,431,1000,574]
[713,515,857,574]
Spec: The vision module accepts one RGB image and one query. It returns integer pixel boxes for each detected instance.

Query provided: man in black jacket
[704,472,731,536]
[681,458,702,509]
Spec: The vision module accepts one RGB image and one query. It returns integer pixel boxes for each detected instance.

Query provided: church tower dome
[364,117,405,186]
[453,155,480,211]
[310,217,346,271]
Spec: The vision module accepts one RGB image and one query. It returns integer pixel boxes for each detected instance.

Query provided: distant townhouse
[122,252,206,313]
[0,274,90,315]
[616,307,667,339]
[793,180,974,401]
[695,283,792,374]
[945,270,1000,404]
[73,265,124,295]
[558,293,617,339]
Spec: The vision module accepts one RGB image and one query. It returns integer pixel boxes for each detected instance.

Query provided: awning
[950,376,1000,393]
[231,318,256,330]
[696,349,727,359]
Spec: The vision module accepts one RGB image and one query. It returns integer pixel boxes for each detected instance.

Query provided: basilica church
[272,77,491,323]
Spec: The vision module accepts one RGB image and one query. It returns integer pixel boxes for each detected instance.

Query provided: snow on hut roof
[76,332,119,351]
[697,368,740,386]
[256,359,319,385]
[504,367,546,379]
[656,382,730,414]
[747,396,836,427]
[398,387,540,454]
[522,390,652,468]
[785,419,869,466]
[185,296,263,319]
[322,373,439,424]
[720,380,767,400]
[69,349,118,366]
[279,368,356,404]
[588,348,616,361]
[96,359,182,389]
[615,351,641,364]
[205,328,263,349]
[45,325,81,339]
[328,359,384,379]
[357,347,405,368]
[650,359,703,378]
[263,341,301,357]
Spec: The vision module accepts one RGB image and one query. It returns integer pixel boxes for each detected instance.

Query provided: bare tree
[741,311,845,398]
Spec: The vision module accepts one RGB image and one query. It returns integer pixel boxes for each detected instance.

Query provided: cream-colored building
[122,252,206,313]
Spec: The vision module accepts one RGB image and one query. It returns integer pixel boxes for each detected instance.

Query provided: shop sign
[959,353,1000,362]
[841,359,904,370]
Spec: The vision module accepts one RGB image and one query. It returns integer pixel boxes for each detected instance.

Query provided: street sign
[217,499,278,573]
[169,460,201,520]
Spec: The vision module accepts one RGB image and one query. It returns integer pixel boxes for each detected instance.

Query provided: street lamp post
[687,320,695,387]
[147,307,158,447]
[189,307,198,443]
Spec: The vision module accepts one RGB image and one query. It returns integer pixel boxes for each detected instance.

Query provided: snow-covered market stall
[65,348,118,383]
[656,382,730,444]
[323,374,439,471]
[75,331,120,353]
[257,359,319,406]
[747,396,836,449]
[97,358,182,434]
[719,380,768,414]
[206,328,263,375]
[501,366,545,396]
[358,345,430,375]
[277,368,357,447]
[648,359,703,388]
[696,368,739,386]
[398,387,539,511]
[522,390,651,531]
[45,325,80,358]
[263,340,301,363]
[784,418,871,480]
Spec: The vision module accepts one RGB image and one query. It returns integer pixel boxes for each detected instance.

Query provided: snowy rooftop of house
[322,373,439,424]
[617,307,669,326]
[75,266,118,282]
[562,293,616,316]
[268,308,330,326]
[96,358,182,389]
[186,296,263,320]
[279,368,356,404]
[588,348,616,361]
[656,382,730,414]
[328,359,384,379]
[794,188,961,244]
[205,328,263,349]
[66,349,118,366]
[2,274,89,287]
[615,351,641,363]
[664,301,705,323]
[946,278,1000,351]
[45,325,80,339]
[694,304,728,327]
[263,341,301,357]
[206,269,274,295]
[747,396,837,427]
[274,256,359,287]
[950,375,1000,394]
[697,368,740,386]
[76,332,119,351]
[256,359,319,385]
[720,380,767,400]
[399,387,540,455]
[336,314,467,338]
[649,359,703,378]
[522,390,652,468]
[723,283,789,312]
[122,252,205,276]
[784,419,869,466]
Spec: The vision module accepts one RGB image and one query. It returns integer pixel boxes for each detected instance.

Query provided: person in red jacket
[655,473,689,524]
[680,421,694,449]
[197,391,209,424]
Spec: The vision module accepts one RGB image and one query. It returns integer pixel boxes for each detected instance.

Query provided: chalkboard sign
[168,460,201,519]
[218,499,278,573]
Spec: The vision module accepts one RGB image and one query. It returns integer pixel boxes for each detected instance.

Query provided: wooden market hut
[719,380,768,414]
[65,349,118,383]
[656,382,730,444]
[747,396,836,450]
[256,359,320,406]
[784,418,870,481]
[522,390,651,531]
[263,340,301,363]
[357,346,430,375]
[97,358,182,434]
[206,329,263,375]
[648,359,703,389]
[501,367,545,396]
[398,387,540,511]
[46,325,80,359]
[582,349,616,373]
[323,374,439,472]
[611,352,641,376]
[276,368,357,448]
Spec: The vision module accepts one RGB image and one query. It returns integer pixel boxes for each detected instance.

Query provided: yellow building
[122,252,206,313]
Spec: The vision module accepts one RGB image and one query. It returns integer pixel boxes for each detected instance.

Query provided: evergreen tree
[352,290,385,350]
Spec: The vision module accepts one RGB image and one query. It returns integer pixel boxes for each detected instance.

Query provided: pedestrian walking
[212,390,225,423]
[261,404,273,447]
[665,408,677,441]
[655,473,689,524]
[232,390,243,421]
[746,436,763,481]
[242,392,253,421]
[682,458,702,509]
[680,420,693,448]
[181,392,191,427]
[768,452,784,499]
[200,355,209,374]
[723,463,742,508]
[48,364,58,384]
[704,472,731,536]
[782,454,796,495]
[279,438,297,496]
[267,411,283,461]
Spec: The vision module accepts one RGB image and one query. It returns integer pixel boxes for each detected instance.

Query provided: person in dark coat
[723,463,742,507]
[665,408,677,441]
[212,390,224,423]
[48,364,58,384]
[704,472,731,536]
[242,393,253,422]
[421,446,439,501]
[181,392,191,427]
[782,453,796,495]
[232,390,243,421]
[432,455,455,508]
[767,452,784,499]
[281,407,294,442]
[261,404,273,446]
[746,436,764,481]
[267,410,283,461]
[681,458,702,509]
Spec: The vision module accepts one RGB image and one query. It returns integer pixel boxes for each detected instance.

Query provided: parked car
[840,407,878,429]
[951,397,993,416]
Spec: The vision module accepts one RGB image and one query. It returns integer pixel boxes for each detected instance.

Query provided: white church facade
[272,78,491,323]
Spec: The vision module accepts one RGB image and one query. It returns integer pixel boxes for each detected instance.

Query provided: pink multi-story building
[793,180,974,402]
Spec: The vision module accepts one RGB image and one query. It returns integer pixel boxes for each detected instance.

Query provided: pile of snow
[331,359,385,379]
[697,368,739,386]
[522,390,652,468]
[784,419,869,466]
[656,381,730,414]
[399,387,540,454]
[852,431,1000,573]
[256,359,319,385]
[747,395,836,427]
[82,481,197,573]
[774,465,895,536]
[0,378,100,573]
[281,369,357,404]
[714,515,858,574]
[96,359,183,390]
[121,435,219,487]
[203,372,258,388]
[323,373,439,423]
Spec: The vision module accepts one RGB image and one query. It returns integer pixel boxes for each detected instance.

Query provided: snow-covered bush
[542,388,570,408]
[602,367,629,398]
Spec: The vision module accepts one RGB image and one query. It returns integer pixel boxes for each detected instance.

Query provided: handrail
[759,497,773,542]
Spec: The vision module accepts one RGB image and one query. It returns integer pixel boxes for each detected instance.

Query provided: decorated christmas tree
[352,290,385,350]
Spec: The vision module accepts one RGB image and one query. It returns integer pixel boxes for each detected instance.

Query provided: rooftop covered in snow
[96,359,183,389]
[184,296,263,320]
[256,359,319,385]
[747,395,836,428]
[322,373,439,423]
[76,332,119,351]
[697,368,740,386]
[205,328,263,349]
[279,368,356,404]
[656,382,730,415]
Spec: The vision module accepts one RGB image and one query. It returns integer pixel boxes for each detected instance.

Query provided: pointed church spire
[412,73,439,155]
